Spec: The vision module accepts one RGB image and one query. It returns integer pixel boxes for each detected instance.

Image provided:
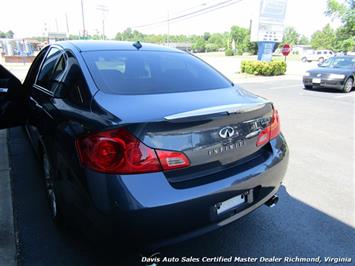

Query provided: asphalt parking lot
[5,72,354,265]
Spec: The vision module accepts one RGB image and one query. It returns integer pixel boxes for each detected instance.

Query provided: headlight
[329,74,345,79]
[304,72,310,76]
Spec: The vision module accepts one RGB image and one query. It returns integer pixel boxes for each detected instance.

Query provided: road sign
[282,44,291,56]
[250,0,288,43]
[257,41,276,62]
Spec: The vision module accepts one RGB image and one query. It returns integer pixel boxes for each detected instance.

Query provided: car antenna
[133,41,142,50]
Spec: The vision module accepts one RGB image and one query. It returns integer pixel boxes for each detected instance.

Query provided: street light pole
[65,13,70,39]
[96,5,108,40]
[167,10,170,45]
[81,0,86,38]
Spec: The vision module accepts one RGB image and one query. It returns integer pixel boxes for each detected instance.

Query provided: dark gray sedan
[303,56,355,93]
[0,41,289,251]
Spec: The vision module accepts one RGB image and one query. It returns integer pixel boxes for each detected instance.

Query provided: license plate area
[216,194,246,215]
[312,78,321,83]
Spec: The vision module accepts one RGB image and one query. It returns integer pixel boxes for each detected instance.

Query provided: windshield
[82,50,232,95]
[320,57,354,68]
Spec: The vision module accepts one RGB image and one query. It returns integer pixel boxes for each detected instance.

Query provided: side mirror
[0,79,9,94]
[0,87,8,94]
[0,78,24,100]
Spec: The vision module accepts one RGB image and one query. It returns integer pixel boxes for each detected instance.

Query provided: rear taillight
[269,109,281,140]
[156,150,190,171]
[256,109,281,147]
[75,128,190,174]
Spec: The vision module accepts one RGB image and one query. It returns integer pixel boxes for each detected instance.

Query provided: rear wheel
[318,57,324,63]
[343,77,353,93]
[41,146,64,226]
[301,57,307,63]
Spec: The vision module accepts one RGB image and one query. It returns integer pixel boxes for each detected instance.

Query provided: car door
[0,64,28,129]
[29,46,67,135]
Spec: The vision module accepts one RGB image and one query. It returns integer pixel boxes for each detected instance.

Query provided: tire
[40,145,65,226]
[318,57,324,63]
[301,57,307,63]
[343,77,353,93]
[304,85,313,90]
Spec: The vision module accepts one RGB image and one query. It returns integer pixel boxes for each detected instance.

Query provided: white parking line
[268,84,301,90]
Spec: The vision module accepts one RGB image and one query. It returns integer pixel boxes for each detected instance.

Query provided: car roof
[55,40,184,53]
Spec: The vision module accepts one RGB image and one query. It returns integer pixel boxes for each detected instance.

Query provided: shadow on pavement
[303,86,354,94]
[8,127,354,266]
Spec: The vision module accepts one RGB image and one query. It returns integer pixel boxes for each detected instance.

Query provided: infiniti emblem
[219,126,236,139]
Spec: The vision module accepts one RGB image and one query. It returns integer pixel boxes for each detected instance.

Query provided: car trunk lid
[93,86,274,181]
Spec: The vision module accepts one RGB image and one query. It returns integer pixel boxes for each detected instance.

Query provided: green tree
[203,32,211,41]
[205,43,218,52]
[311,24,336,50]
[325,0,355,51]
[207,33,225,49]
[69,34,80,40]
[192,38,206,52]
[230,25,249,55]
[282,26,300,45]
[5,30,14,38]
[0,30,14,38]
[298,35,310,45]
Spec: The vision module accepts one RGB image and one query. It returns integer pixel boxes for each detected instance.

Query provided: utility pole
[166,10,170,45]
[55,18,59,33]
[81,0,86,39]
[65,13,70,39]
[96,5,108,40]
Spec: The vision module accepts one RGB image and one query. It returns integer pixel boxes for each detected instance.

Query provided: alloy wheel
[344,78,353,93]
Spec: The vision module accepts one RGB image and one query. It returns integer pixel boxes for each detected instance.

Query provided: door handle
[0,88,8,93]
[30,97,43,109]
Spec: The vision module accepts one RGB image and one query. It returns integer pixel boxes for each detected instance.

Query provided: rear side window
[60,51,91,106]
[36,47,66,91]
[82,50,232,95]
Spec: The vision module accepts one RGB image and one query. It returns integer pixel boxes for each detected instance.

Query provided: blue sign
[257,41,276,62]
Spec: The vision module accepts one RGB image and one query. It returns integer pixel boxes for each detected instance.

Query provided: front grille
[310,73,329,78]
[165,144,272,189]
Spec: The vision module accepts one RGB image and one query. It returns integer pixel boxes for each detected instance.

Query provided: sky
[0,0,341,39]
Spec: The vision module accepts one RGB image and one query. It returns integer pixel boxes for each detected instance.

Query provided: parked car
[0,41,288,249]
[301,50,334,63]
[303,56,355,93]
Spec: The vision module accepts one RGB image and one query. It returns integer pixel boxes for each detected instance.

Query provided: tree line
[0,30,14,38]
[111,0,354,54]
[2,0,353,54]
[113,26,257,55]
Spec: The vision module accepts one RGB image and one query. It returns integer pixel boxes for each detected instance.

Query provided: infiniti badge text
[208,139,247,156]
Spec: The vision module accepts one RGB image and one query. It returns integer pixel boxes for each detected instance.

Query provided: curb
[0,129,16,266]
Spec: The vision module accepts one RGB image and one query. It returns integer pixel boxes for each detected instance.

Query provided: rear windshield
[82,50,232,95]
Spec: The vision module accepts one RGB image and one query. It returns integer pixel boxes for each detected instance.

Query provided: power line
[132,0,243,29]
[168,0,245,25]
[131,1,210,30]
[133,0,234,29]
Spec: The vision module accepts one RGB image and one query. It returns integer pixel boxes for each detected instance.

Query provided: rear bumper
[85,134,289,248]
[303,76,345,90]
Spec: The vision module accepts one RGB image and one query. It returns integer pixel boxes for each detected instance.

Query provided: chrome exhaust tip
[265,195,279,208]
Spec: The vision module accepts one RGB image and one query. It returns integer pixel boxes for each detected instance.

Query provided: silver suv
[301,50,334,63]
